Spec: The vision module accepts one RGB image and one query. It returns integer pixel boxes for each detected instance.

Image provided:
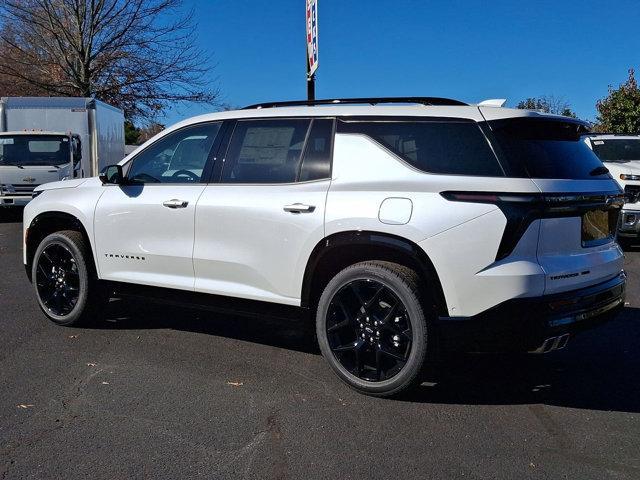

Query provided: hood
[0,164,71,186]
[34,178,88,192]
[605,160,640,186]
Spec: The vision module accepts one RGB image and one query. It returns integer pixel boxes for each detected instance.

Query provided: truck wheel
[32,230,107,326]
[316,261,430,397]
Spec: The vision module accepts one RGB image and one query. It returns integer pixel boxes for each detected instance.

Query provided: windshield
[0,135,71,167]
[488,118,609,179]
[591,139,640,163]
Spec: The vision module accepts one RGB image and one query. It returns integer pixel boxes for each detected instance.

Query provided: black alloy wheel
[316,261,430,397]
[32,230,107,326]
[35,243,80,316]
[326,279,413,382]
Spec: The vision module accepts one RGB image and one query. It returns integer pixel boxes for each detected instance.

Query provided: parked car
[23,97,626,396]
[0,97,124,208]
[583,134,640,243]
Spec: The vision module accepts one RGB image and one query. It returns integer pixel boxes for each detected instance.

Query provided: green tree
[124,121,141,145]
[595,69,640,134]
[516,95,577,118]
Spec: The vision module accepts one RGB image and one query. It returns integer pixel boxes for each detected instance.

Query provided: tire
[617,237,635,250]
[32,230,107,326]
[316,261,431,397]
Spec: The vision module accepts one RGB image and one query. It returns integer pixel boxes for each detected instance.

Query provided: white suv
[583,134,640,243]
[23,97,627,396]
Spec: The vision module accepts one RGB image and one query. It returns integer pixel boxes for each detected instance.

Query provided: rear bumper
[436,271,626,353]
[618,208,640,238]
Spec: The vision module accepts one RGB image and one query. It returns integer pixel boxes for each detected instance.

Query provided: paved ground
[1,211,639,480]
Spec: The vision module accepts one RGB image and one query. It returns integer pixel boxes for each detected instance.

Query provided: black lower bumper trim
[436,272,626,353]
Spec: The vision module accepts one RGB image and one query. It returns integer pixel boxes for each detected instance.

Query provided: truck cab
[583,134,640,242]
[0,131,81,207]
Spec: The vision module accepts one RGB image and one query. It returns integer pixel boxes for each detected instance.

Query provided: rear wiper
[589,166,609,176]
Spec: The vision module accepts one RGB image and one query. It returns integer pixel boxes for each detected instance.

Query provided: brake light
[440,191,624,260]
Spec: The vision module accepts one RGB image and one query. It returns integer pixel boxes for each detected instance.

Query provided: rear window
[337,119,504,177]
[590,139,640,163]
[488,118,608,179]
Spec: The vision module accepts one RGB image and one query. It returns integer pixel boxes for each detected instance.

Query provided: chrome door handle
[283,203,315,213]
[163,199,189,209]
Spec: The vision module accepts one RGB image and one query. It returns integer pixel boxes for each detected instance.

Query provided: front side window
[337,119,504,177]
[127,122,221,184]
[222,119,311,183]
[0,135,71,166]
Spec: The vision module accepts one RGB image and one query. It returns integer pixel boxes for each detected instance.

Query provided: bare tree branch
[0,0,219,121]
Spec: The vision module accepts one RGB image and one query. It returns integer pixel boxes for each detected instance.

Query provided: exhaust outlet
[530,333,570,354]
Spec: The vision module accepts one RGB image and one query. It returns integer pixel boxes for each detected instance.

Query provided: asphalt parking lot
[1,211,639,480]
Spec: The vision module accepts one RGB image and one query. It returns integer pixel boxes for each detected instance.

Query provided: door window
[127,122,221,183]
[221,119,311,183]
[299,119,333,181]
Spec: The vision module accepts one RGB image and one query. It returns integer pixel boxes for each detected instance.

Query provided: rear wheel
[316,261,431,397]
[32,230,107,326]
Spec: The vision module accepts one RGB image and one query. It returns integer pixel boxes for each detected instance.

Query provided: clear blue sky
[161,0,640,126]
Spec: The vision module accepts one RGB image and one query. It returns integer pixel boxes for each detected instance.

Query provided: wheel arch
[301,231,448,316]
[25,211,95,282]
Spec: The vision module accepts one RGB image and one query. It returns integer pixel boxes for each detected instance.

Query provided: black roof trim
[243,97,468,110]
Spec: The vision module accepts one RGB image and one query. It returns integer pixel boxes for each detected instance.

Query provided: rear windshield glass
[0,135,70,167]
[337,119,504,177]
[487,118,608,179]
[591,139,640,163]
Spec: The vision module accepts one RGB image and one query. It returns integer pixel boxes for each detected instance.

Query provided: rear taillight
[441,191,624,260]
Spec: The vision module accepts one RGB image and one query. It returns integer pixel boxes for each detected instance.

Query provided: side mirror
[99,164,124,184]
[72,136,82,166]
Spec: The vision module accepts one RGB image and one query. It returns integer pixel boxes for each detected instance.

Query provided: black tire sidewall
[316,263,428,396]
[32,232,91,326]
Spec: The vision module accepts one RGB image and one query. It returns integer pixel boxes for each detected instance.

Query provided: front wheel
[32,230,106,326]
[316,261,431,397]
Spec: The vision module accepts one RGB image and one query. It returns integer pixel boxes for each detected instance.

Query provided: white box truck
[0,97,124,207]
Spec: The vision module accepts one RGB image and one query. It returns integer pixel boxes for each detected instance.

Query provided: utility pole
[307,72,315,101]
[306,0,318,101]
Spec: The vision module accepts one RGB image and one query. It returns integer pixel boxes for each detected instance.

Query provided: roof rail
[243,97,468,109]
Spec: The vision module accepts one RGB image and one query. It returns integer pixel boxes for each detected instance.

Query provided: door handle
[283,203,315,213]
[163,199,189,209]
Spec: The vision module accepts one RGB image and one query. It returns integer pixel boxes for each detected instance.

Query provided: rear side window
[488,118,607,179]
[591,139,640,163]
[222,119,310,183]
[338,119,504,177]
[299,119,333,181]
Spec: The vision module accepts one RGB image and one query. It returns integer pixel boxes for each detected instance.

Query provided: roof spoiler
[478,99,507,107]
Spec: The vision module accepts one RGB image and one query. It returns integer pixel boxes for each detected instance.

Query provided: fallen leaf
[226,381,244,387]
[17,404,34,409]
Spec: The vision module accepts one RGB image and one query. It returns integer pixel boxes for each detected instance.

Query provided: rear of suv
[23,97,626,396]
[583,134,640,243]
